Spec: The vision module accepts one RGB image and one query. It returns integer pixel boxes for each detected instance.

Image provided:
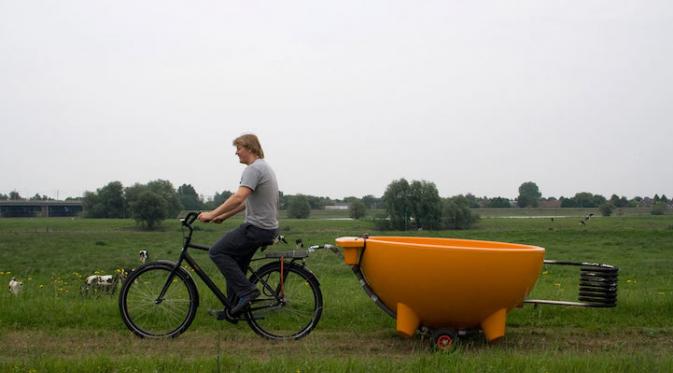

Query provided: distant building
[325,203,350,210]
[538,199,562,208]
[0,200,83,217]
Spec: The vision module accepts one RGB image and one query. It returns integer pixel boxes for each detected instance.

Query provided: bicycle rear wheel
[246,262,323,340]
[119,262,198,338]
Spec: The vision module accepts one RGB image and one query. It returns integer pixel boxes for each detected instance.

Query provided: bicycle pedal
[208,308,242,324]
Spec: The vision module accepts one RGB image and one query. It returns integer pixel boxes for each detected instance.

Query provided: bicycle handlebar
[182,211,200,227]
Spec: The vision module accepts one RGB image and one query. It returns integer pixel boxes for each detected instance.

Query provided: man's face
[235,145,252,164]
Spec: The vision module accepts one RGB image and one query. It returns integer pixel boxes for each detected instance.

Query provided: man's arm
[198,186,252,223]
[212,203,246,223]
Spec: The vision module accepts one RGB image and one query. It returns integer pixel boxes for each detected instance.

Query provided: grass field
[1,213,673,372]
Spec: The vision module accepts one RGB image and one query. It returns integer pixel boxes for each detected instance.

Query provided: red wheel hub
[436,335,454,350]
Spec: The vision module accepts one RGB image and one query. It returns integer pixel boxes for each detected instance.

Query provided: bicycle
[118,212,336,340]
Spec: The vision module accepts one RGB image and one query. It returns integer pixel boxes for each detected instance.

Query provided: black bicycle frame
[155,212,286,310]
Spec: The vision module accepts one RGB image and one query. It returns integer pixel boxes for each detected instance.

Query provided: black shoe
[208,308,239,324]
[230,289,260,316]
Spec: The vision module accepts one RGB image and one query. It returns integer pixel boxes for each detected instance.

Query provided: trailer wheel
[431,329,458,352]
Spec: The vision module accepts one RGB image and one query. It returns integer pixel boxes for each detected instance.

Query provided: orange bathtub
[335,236,545,342]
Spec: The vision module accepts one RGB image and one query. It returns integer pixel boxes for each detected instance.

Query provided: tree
[408,180,442,229]
[125,182,176,228]
[278,191,288,210]
[9,191,23,200]
[306,195,331,210]
[382,179,452,230]
[441,196,480,229]
[560,196,576,208]
[610,194,629,208]
[573,192,597,208]
[83,181,125,218]
[146,180,182,218]
[99,181,126,217]
[593,194,607,207]
[383,179,412,230]
[207,190,233,209]
[464,193,481,208]
[129,191,168,229]
[487,197,511,208]
[82,191,103,217]
[287,195,311,219]
[361,195,381,209]
[517,182,541,208]
[177,184,203,211]
[343,196,359,204]
[349,200,367,220]
[0,193,8,200]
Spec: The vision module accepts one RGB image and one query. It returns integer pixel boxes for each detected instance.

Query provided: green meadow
[1,213,672,372]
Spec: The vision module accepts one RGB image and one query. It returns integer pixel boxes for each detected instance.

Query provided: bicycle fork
[154,258,188,305]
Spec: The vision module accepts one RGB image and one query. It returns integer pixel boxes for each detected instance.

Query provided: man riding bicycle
[198,133,279,316]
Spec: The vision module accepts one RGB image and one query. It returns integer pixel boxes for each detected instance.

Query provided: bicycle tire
[119,261,199,338]
[246,262,323,340]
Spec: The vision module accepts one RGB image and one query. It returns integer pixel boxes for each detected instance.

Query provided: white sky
[1,1,672,200]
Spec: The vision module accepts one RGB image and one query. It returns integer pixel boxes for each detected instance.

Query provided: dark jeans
[209,223,277,301]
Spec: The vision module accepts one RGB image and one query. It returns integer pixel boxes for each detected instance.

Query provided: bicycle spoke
[121,265,196,338]
[246,264,322,340]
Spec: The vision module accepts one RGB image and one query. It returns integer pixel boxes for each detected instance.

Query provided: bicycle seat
[264,250,308,259]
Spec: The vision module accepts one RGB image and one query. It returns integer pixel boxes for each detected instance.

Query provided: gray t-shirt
[239,159,279,230]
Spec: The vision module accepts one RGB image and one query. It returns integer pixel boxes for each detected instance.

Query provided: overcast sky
[1,1,671,201]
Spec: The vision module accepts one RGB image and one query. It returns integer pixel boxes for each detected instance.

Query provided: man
[198,133,279,316]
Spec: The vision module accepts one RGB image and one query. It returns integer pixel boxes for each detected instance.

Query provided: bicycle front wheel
[246,262,323,340]
[119,262,198,338]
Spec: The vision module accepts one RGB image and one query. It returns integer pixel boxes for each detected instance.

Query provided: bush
[371,213,391,231]
[287,195,311,219]
[349,200,367,220]
[651,202,668,215]
[599,203,614,217]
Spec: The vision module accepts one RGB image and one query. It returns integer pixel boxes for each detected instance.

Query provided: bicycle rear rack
[525,260,619,308]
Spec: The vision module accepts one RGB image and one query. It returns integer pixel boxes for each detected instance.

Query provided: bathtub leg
[396,303,420,338]
[481,308,507,342]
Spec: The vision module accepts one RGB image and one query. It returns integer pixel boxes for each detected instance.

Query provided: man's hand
[198,211,213,223]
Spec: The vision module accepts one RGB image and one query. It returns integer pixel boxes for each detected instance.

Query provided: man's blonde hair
[233,134,265,159]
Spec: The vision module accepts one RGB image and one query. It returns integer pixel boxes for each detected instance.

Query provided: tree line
[72,180,383,229]
[2,179,669,227]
